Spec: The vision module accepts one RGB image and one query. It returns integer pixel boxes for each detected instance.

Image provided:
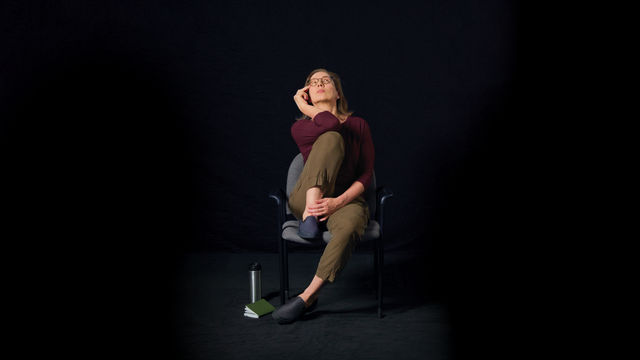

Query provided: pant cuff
[300,168,332,196]
[315,270,336,283]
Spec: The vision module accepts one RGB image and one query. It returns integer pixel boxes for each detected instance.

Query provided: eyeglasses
[308,77,333,87]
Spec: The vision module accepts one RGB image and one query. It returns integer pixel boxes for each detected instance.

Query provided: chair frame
[269,171,393,318]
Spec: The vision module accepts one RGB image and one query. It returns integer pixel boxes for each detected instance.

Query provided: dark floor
[172,250,452,360]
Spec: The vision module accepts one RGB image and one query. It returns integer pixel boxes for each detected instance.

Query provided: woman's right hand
[294,85,324,119]
[293,85,312,111]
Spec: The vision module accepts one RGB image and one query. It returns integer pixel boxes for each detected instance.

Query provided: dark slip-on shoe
[272,296,318,324]
[298,215,321,239]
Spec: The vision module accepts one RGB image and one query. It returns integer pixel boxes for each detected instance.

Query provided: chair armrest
[268,188,286,206]
[375,186,394,230]
[268,188,287,230]
[376,186,394,206]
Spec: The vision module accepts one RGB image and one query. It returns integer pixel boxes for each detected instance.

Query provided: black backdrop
[1,0,556,358]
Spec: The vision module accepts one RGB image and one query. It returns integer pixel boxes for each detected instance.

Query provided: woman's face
[308,71,339,105]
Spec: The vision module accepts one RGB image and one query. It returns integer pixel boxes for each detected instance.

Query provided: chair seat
[282,219,381,245]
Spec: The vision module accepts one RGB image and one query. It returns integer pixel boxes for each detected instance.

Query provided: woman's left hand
[307,197,342,221]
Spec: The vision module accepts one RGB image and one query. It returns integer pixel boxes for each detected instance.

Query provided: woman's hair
[295,68,353,121]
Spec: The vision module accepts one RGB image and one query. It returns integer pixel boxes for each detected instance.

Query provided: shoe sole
[298,231,322,239]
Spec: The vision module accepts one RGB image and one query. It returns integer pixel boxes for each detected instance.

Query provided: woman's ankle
[298,292,318,307]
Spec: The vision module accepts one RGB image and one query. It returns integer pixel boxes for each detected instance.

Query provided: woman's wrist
[304,105,322,120]
[337,182,365,207]
[336,193,349,208]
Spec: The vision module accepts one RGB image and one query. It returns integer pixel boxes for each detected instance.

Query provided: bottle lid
[249,262,261,271]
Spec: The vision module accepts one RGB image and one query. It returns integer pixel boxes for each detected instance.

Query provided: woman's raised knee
[312,131,345,154]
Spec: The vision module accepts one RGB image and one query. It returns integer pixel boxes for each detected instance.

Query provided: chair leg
[373,242,379,299]
[377,237,384,318]
[279,237,285,305]
[283,240,290,301]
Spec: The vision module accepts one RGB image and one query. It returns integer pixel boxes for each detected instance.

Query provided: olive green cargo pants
[288,131,370,283]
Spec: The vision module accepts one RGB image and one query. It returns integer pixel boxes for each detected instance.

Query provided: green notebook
[244,298,276,318]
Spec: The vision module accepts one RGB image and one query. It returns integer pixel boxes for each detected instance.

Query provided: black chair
[269,153,393,318]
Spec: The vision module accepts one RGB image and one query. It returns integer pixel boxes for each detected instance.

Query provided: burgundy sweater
[291,111,375,192]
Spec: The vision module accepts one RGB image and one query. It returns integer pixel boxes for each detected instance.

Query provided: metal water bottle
[249,262,262,303]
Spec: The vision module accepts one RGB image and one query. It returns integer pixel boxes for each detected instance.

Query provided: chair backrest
[285,153,376,219]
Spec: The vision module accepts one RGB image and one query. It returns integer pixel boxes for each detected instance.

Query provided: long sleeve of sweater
[290,111,343,162]
[355,119,374,190]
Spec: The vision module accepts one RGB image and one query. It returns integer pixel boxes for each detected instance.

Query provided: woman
[272,68,375,324]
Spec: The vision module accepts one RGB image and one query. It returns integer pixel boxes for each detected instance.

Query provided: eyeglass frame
[308,76,333,87]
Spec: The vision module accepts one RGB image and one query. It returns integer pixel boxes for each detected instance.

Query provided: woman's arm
[336,180,366,207]
[293,85,323,119]
[355,119,375,190]
[311,180,365,221]
[291,85,343,149]
[297,100,324,120]
[337,119,374,206]
[291,111,342,149]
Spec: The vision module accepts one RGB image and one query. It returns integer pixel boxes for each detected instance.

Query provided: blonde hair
[295,68,354,121]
